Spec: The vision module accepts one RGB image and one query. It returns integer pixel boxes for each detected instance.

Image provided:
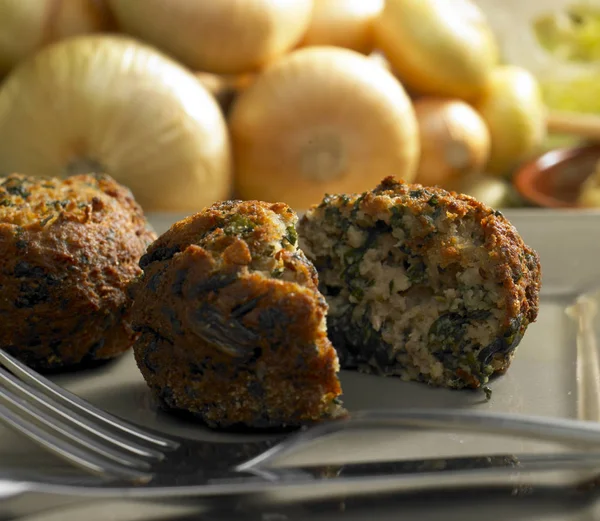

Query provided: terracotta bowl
[514,143,600,208]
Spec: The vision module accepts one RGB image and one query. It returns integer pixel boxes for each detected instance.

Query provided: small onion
[474,65,547,177]
[449,173,522,208]
[0,0,113,76]
[299,0,384,54]
[229,47,419,210]
[374,0,498,99]
[108,0,314,74]
[0,36,232,212]
[578,161,600,208]
[413,98,491,188]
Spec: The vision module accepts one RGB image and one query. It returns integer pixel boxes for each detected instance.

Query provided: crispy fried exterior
[130,200,342,429]
[298,176,541,389]
[0,173,155,370]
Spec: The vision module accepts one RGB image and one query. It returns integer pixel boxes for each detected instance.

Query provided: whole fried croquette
[297,177,541,390]
[0,173,156,371]
[130,200,343,429]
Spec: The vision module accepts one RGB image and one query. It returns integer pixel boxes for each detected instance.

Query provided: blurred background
[0,0,598,212]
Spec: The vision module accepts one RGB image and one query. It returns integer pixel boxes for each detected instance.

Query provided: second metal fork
[6,348,600,501]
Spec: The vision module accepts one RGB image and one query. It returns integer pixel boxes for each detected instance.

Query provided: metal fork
[7,349,600,514]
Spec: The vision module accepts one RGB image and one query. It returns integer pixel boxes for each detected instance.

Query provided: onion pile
[0,0,552,211]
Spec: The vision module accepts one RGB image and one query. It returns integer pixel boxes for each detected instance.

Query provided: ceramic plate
[3,210,600,520]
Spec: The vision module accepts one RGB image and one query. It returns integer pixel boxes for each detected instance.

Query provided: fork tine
[0,369,165,461]
[0,383,154,472]
[0,350,177,450]
[0,390,152,482]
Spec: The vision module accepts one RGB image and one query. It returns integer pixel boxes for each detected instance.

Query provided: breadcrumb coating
[0,173,155,370]
[130,200,343,429]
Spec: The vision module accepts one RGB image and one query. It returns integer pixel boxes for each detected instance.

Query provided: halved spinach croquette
[298,177,541,389]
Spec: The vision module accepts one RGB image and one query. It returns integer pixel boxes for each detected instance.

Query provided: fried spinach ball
[298,177,541,389]
[130,200,343,429]
[0,173,155,371]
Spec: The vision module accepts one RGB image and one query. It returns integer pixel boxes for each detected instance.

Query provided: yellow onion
[413,98,490,188]
[474,65,547,177]
[229,46,419,210]
[374,0,499,99]
[108,0,314,74]
[0,35,232,212]
[299,0,384,54]
[0,0,113,76]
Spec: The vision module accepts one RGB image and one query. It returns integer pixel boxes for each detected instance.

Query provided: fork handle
[352,408,600,445]
[239,408,600,471]
[547,110,600,141]
[3,451,600,516]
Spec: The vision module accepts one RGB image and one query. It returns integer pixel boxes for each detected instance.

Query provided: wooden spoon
[547,110,600,141]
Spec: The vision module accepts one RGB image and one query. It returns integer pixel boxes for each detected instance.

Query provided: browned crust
[130,200,342,429]
[0,173,155,370]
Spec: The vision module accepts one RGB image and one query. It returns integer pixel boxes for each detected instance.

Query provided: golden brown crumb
[130,200,343,429]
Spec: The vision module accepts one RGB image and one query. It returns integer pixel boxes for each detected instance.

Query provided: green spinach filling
[311,195,522,390]
[223,214,256,236]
